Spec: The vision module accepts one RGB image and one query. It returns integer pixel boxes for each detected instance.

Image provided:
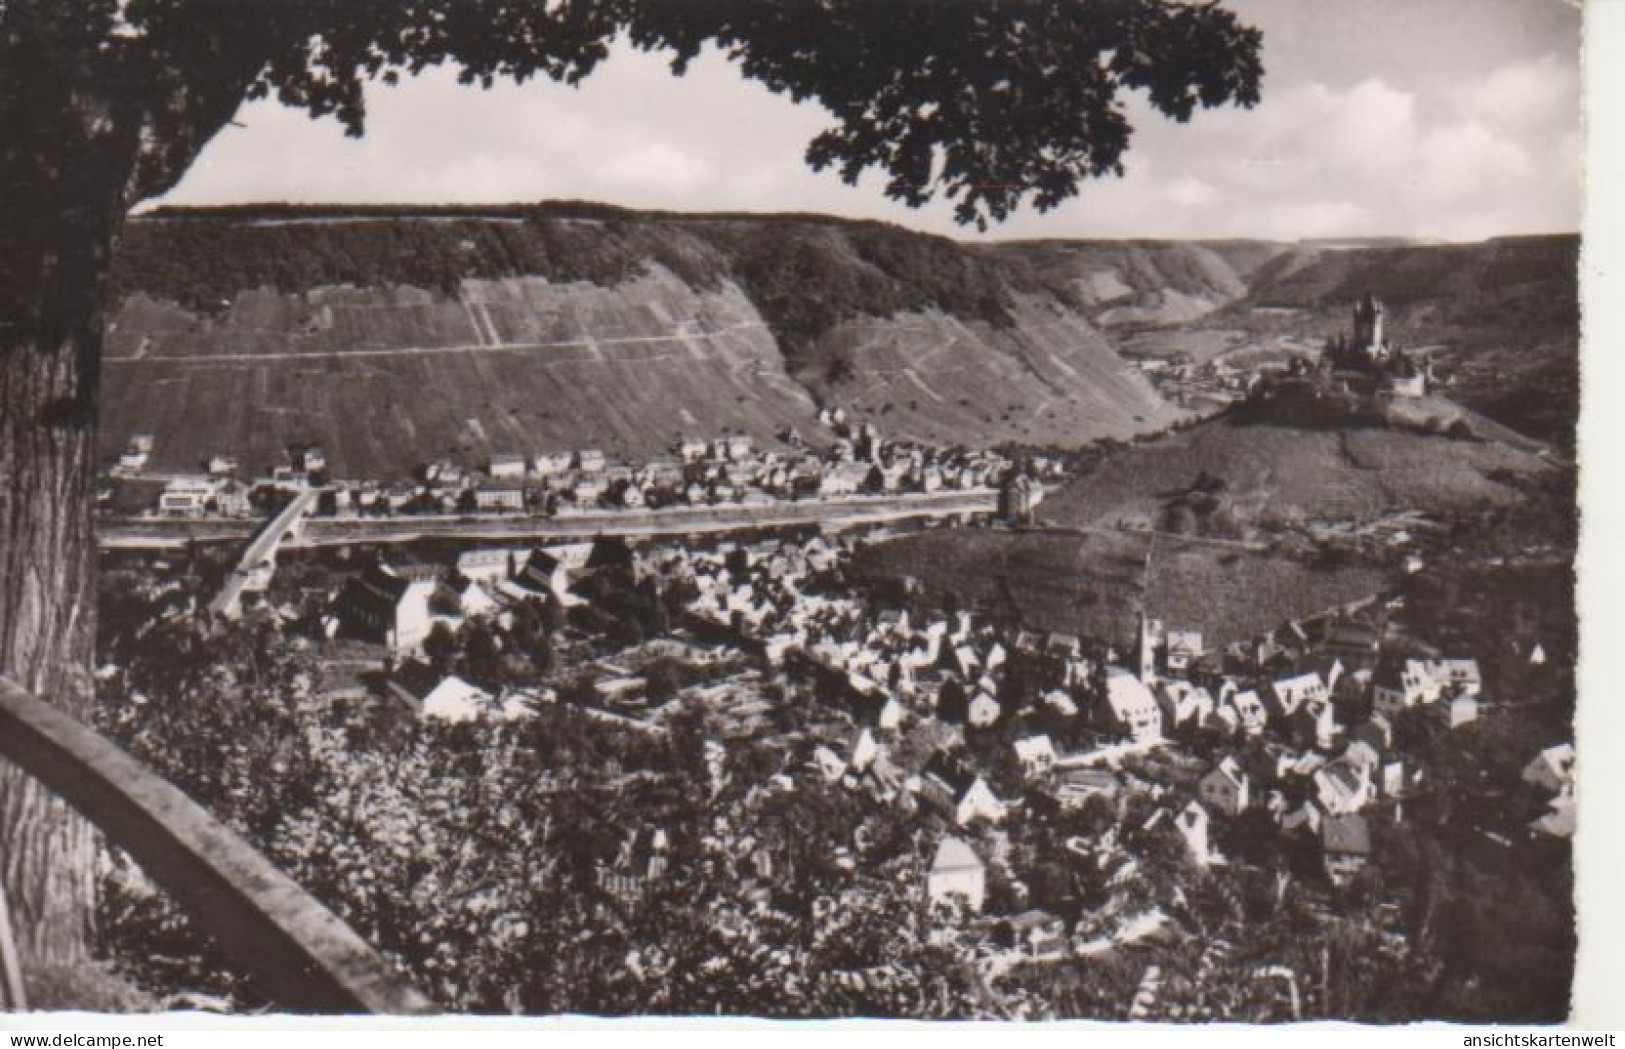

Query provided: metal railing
[0,676,434,1014]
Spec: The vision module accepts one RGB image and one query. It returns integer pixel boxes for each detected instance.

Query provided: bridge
[208,488,319,619]
[0,675,433,1013]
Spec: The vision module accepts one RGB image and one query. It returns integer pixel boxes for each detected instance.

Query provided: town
[89,299,1574,1019]
[104,406,1051,524]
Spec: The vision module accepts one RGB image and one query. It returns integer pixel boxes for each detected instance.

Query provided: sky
[156,0,1583,243]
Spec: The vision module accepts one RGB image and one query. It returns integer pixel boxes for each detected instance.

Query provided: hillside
[983,239,1283,329]
[849,383,1566,648]
[1041,387,1556,538]
[1064,234,1580,450]
[1229,235,1581,450]
[101,205,1180,477]
[849,527,1386,648]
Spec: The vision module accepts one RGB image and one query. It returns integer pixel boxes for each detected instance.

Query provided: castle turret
[1352,292,1385,355]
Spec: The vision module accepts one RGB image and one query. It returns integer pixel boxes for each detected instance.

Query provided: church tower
[1137,612,1164,683]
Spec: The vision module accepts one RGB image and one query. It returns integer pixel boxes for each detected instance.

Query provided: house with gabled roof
[516,548,569,601]
[1268,671,1328,719]
[333,562,439,653]
[1199,756,1250,817]
[1522,743,1575,795]
[1013,735,1058,777]
[1155,679,1214,733]
[927,836,986,912]
[421,675,495,723]
[919,751,1006,826]
[1289,697,1341,752]
[1102,668,1163,742]
[1165,629,1204,677]
[1321,813,1371,886]
[1419,658,1482,697]
[1175,800,1214,866]
[1056,767,1121,809]
[1313,759,1372,816]
[1372,658,1441,718]
[1226,689,1269,737]
[966,689,1002,729]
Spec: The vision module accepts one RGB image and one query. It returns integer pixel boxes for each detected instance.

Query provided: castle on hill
[1321,292,1429,397]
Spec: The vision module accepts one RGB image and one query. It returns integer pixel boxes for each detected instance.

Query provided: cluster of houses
[121,413,1052,521]
[114,440,324,519]
[236,475,1555,965]
[325,541,596,657]
[652,525,1506,932]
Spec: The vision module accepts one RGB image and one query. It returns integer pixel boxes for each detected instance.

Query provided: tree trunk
[0,218,114,967]
[0,56,131,960]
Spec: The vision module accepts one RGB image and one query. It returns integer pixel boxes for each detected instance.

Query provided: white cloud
[599,142,715,196]
[1164,176,1219,208]
[156,23,1579,243]
[1452,53,1579,132]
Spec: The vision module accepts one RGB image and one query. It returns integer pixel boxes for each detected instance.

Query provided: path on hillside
[1025,521,1271,553]
[104,320,772,364]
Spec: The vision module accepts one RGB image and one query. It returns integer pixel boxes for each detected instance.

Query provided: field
[848,527,1386,647]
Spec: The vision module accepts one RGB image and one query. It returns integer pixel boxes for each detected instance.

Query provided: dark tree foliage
[1,0,1263,992]
[5,0,1262,230]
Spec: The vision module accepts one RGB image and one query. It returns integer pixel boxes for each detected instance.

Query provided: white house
[1199,756,1250,817]
[927,836,986,913]
[158,475,217,517]
[456,547,525,584]
[1372,659,1442,718]
[532,451,574,476]
[457,580,501,618]
[849,728,880,774]
[1522,743,1575,795]
[1103,668,1163,742]
[474,483,526,513]
[1175,801,1214,867]
[421,675,494,723]
[920,752,1007,826]
[1441,691,1479,729]
[1313,759,1372,816]
[967,690,1001,729]
[1269,672,1329,718]
[489,453,527,480]
[1165,629,1204,676]
[1156,680,1215,731]
[334,563,439,653]
[1419,658,1483,697]
[1013,735,1058,777]
[1228,689,1268,736]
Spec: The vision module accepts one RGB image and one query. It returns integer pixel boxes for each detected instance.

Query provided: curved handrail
[0,676,434,1014]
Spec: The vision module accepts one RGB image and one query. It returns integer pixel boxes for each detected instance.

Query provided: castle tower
[1352,292,1385,355]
